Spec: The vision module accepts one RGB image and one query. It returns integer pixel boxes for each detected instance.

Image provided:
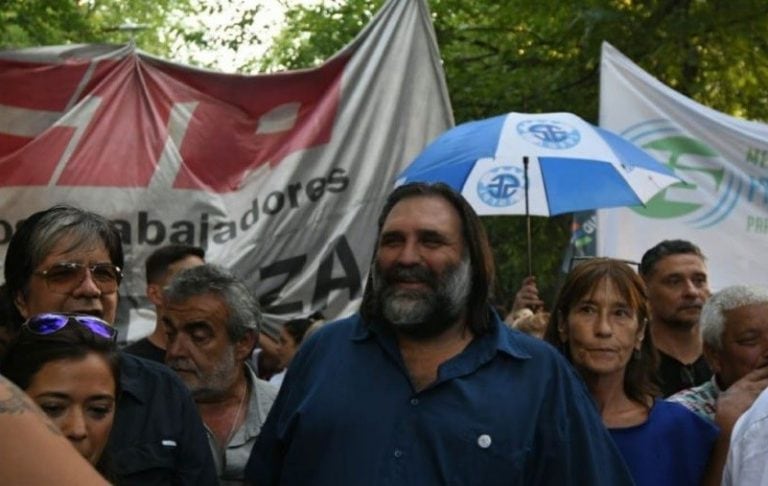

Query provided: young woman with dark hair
[1,313,120,480]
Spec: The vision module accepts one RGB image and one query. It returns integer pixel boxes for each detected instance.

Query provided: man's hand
[715,365,768,433]
[510,275,545,313]
[702,366,768,486]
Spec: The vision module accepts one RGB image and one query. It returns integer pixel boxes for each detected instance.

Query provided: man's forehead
[42,236,110,260]
[381,195,461,230]
[651,253,707,275]
[165,293,228,320]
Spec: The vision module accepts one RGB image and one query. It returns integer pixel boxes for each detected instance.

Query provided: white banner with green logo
[596,42,768,289]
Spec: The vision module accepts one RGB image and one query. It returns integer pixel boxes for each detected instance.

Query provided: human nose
[71,268,102,297]
[682,278,706,298]
[165,333,188,360]
[62,408,88,443]
[593,312,612,337]
[394,240,422,266]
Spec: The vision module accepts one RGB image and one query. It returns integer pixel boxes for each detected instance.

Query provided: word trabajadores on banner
[0,0,454,342]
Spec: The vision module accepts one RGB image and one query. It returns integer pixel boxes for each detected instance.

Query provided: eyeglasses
[33,262,122,295]
[23,313,118,342]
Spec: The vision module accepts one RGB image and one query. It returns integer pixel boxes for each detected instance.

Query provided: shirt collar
[349,309,533,361]
[240,363,270,440]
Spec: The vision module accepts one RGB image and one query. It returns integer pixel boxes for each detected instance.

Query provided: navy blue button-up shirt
[107,353,218,485]
[246,311,633,485]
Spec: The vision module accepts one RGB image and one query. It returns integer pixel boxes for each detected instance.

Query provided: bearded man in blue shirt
[245,182,633,485]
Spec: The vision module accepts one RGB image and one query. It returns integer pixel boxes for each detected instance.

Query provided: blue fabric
[610,400,718,486]
[245,311,634,486]
[107,352,218,485]
[398,114,506,189]
[595,126,677,176]
[538,156,644,214]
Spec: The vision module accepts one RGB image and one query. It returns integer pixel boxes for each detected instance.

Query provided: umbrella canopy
[396,112,682,216]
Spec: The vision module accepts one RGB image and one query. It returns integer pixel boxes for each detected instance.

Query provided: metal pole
[524,156,532,277]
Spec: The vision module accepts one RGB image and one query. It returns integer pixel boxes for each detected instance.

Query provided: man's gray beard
[169,346,239,402]
[372,257,472,338]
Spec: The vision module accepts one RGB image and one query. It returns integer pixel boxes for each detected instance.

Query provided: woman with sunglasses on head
[0,373,109,484]
[1,313,119,480]
[544,258,718,486]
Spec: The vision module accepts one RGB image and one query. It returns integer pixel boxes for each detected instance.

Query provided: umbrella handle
[524,156,532,277]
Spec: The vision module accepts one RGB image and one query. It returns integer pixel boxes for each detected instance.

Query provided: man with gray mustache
[162,264,277,484]
[372,249,471,342]
[245,182,633,486]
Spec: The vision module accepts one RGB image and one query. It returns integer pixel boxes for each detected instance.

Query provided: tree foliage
[260,0,768,309]
[2,1,173,54]
[0,0,267,67]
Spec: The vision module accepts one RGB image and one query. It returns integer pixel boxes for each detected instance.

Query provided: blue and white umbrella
[396,112,683,274]
[397,111,681,217]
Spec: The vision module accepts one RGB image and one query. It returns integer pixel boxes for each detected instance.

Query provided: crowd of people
[0,182,767,485]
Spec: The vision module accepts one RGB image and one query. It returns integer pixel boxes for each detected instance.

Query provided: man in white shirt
[723,385,768,485]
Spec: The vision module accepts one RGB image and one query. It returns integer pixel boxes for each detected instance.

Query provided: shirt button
[477,434,492,449]
[394,449,403,458]
[410,398,419,405]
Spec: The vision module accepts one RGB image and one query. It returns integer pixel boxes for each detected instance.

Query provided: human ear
[235,330,258,361]
[13,292,30,320]
[147,283,164,307]
[635,318,647,350]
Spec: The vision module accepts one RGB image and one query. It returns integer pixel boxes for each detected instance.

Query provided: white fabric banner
[597,42,768,290]
[0,0,453,341]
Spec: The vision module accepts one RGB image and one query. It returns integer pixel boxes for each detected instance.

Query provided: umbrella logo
[517,120,580,149]
[477,166,524,207]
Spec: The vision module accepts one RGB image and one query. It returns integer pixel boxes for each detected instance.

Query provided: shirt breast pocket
[112,441,178,485]
[442,426,529,486]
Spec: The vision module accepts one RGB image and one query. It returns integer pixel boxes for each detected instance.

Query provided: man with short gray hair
[669,284,768,485]
[669,284,768,421]
[163,264,277,485]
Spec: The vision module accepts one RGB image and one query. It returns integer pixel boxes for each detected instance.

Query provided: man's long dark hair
[360,183,496,336]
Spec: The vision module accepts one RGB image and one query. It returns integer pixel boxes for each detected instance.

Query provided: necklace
[223,383,248,447]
